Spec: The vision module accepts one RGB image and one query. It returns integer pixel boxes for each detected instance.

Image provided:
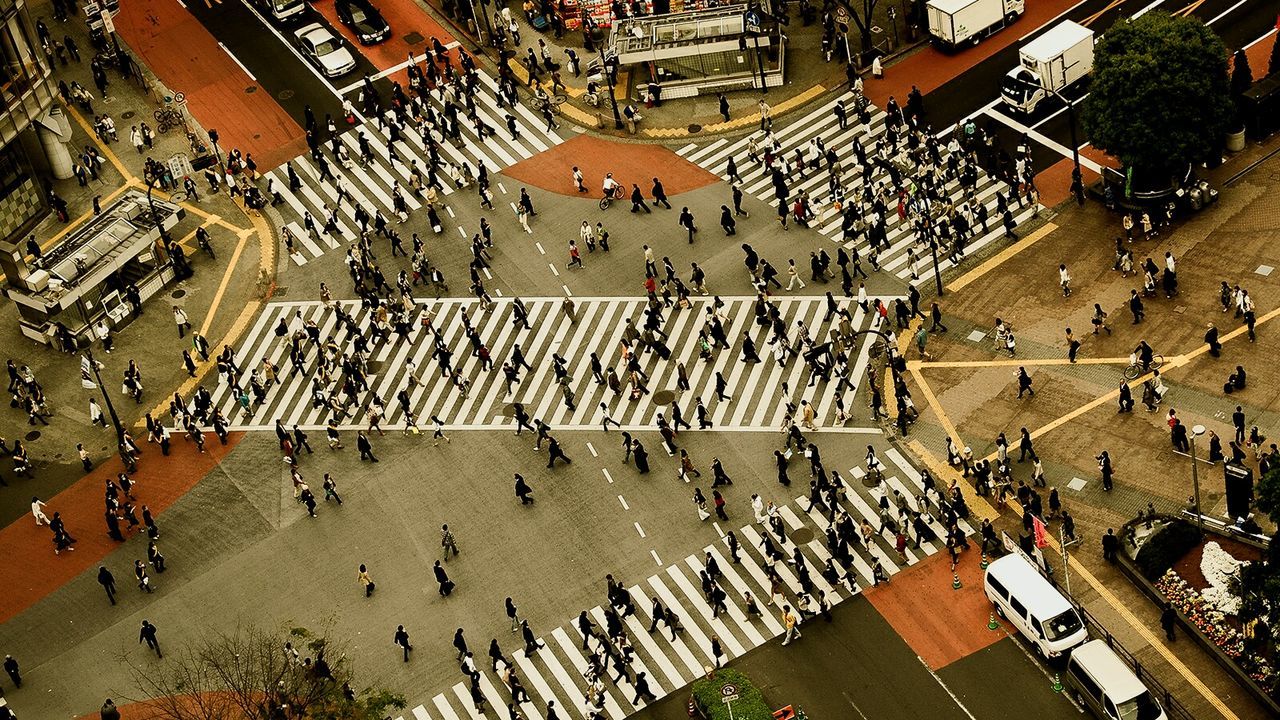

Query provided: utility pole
[83,349,135,472]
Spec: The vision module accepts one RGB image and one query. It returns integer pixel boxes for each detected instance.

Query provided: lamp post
[909,194,943,296]
[1190,424,1206,533]
[83,348,135,472]
[599,47,623,130]
[144,174,171,243]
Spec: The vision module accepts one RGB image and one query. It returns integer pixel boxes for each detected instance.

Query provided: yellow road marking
[947,222,1057,293]
[1079,0,1125,27]
[1174,0,1204,17]
[906,438,999,522]
[1062,552,1241,720]
[910,355,1130,370]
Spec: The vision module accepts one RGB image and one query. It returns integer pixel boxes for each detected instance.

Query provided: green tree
[1231,49,1254,97]
[123,624,406,720]
[1081,12,1231,178]
[1256,465,1280,527]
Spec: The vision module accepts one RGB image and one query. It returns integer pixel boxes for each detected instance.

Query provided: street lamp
[598,47,623,130]
[144,174,171,243]
[1190,424,1206,533]
[83,348,136,472]
[909,194,944,296]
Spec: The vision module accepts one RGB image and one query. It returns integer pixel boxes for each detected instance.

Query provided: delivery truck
[1001,21,1095,113]
[926,0,1025,48]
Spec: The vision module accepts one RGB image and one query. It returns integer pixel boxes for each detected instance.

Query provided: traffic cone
[952,572,962,590]
[980,552,989,569]
[988,613,999,630]
[1052,673,1063,693]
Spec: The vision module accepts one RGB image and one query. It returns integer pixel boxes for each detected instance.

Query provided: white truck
[926,0,1025,48]
[1001,21,1095,113]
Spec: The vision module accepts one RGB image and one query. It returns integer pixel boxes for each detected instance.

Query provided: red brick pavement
[114,1,306,170]
[503,134,720,198]
[0,433,243,625]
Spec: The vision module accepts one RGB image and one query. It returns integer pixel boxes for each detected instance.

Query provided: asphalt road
[630,597,1083,720]
[183,0,378,127]
[922,0,1278,177]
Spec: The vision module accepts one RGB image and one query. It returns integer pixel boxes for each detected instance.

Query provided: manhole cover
[246,86,257,94]
[278,89,294,100]
[121,110,135,119]
[500,403,517,418]
[404,31,424,45]
[861,473,880,488]
[688,124,702,133]
[789,527,815,544]
[25,431,40,441]
[171,289,186,299]
[653,389,675,405]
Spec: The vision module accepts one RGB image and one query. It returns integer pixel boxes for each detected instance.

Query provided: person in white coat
[31,496,50,525]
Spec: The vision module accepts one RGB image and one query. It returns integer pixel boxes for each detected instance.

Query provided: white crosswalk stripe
[267,68,563,265]
[201,296,900,432]
[677,90,1041,284]
[394,461,968,720]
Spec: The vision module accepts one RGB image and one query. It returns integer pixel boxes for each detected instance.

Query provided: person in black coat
[632,440,649,473]
[433,561,453,596]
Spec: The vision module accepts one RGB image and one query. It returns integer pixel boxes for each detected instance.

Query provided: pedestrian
[515,473,534,504]
[434,560,454,596]
[718,93,730,123]
[780,604,801,645]
[357,430,378,461]
[678,207,697,243]
[441,523,459,559]
[4,655,20,688]
[506,597,520,632]
[358,564,375,597]
[394,624,413,661]
[98,565,117,605]
[651,178,671,209]
[1160,603,1177,641]
[1101,528,1118,562]
[31,495,50,525]
[78,442,93,472]
[139,620,162,658]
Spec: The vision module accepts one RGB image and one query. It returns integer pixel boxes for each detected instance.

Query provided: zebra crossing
[265,68,563,266]
[391,447,973,720]
[206,295,898,432]
[675,91,1040,283]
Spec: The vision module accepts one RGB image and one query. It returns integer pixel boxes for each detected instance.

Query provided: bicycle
[533,93,567,115]
[154,107,183,133]
[1123,354,1164,380]
[598,184,625,210]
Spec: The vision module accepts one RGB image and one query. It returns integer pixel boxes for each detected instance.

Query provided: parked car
[335,0,390,44]
[295,23,357,77]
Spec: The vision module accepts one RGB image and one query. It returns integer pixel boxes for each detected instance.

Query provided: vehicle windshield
[1042,609,1083,641]
[350,7,369,22]
[314,38,341,55]
[1117,691,1162,720]
[1001,74,1031,99]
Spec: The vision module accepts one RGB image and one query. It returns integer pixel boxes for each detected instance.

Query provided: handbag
[697,507,711,521]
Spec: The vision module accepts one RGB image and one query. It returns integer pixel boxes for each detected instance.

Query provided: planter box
[1115,516,1280,714]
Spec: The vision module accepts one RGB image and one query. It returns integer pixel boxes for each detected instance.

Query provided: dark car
[336,0,390,44]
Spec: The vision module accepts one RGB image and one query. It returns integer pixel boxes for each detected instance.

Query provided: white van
[983,554,1088,659]
[1066,640,1168,720]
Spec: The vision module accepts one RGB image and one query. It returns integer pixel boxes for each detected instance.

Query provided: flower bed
[1155,570,1275,684]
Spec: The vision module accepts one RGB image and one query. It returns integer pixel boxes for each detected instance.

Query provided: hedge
[1134,520,1202,581]
[692,668,773,720]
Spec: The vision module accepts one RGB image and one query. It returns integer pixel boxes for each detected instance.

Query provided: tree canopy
[124,624,406,720]
[1081,12,1231,178]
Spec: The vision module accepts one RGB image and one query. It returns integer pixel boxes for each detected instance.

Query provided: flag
[1033,515,1049,549]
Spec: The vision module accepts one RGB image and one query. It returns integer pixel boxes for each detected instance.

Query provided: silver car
[294,23,356,77]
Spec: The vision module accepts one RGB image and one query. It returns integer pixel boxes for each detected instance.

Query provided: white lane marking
[651,549,663,566]
[587,442,597,457]
[602,468,613,483]
[635,522,646,538]
[984,107,1103,173]
[218,42,256,81]
[618,495,630,510]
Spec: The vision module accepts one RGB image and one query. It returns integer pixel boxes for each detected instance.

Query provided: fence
[1075,604,1197,720]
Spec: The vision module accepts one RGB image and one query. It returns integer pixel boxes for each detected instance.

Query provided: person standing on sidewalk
[394,625,413,661]
[139,620,162,658]
[358,564,375,597]
[678,207,697,243]
[4,654,21,688]
[98,565,117,605]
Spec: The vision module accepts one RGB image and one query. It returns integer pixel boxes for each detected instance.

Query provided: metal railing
[1074,603,1197,720]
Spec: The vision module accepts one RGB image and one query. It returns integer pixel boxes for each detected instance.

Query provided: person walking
[394,625,413,661]
[780,604,801,645]
[434,560,455,596]
[357,431,378,461]
[678,207,697,243]
[1160,603,1177,641]
[98,565,117,605]
[4,654,21,688]
[441,523,460,560]
[139,620,162,658]
[515,474,534,504]
[358,564,375,597]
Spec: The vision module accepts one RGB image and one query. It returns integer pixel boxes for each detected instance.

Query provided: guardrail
[1074,603,1198,720]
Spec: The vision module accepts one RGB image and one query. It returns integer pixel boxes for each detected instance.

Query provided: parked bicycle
[154,107,184,134]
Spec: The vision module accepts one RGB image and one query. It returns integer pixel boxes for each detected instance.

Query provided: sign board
[720,683,739,696]
[1223,462,1254,521]
[1001,530,1048,574]
[743,9,762,33]
[101,9,114,33]
[168,153,195,183]
[836,6,848,21]
[722,694,739,704]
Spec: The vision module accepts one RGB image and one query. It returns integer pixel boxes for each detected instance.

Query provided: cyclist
[1134,340,1155,372]
[584,80,600,107]
[602,173,620,198]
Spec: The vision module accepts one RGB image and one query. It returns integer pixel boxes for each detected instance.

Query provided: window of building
[0,12,42,106]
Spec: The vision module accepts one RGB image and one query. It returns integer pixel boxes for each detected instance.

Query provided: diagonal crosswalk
[204,295,901,432]
[675,90,1040,284]
[265,67,563,266]
[392,448,969,720]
